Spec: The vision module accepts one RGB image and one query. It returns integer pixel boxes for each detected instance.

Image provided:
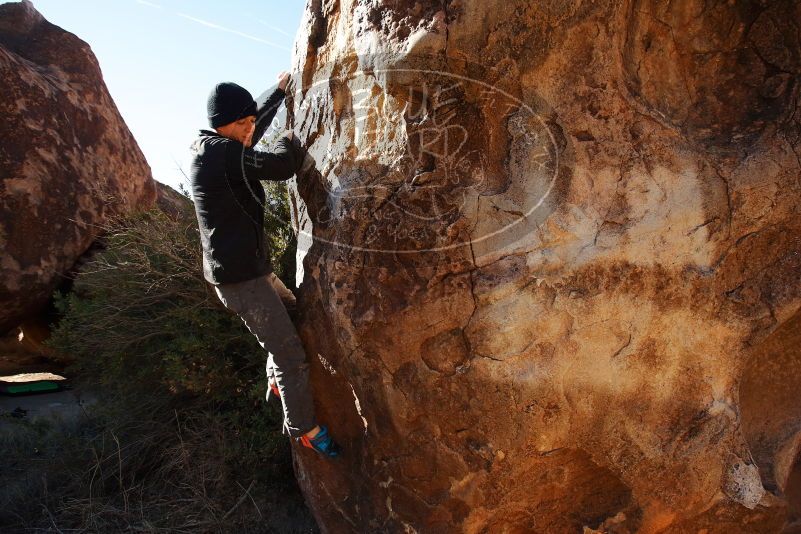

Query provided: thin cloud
[136,0,163,9]
[177,13,290,51]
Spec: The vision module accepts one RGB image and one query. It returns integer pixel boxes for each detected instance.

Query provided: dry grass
[1,198,316,533]
[1,387,317,533]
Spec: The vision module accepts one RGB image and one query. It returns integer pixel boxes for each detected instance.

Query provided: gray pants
[214,273,316,437]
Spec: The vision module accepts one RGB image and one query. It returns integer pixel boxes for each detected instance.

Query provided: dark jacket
[188,88,302,285]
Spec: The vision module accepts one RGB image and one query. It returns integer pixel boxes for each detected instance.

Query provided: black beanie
[207,82,257,128]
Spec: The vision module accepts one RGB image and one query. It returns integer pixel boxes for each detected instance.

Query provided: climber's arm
[251,87,286,145]
[231,135,300,183]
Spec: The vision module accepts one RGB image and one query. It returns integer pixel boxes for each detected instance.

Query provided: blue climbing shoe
[299,425,341,458]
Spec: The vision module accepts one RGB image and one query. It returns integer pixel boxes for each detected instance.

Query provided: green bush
[0,186,316,533]
[263,180,297,285]
[49,206,265,401]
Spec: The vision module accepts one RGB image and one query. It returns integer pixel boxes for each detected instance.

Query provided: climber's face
[216,115,257,147]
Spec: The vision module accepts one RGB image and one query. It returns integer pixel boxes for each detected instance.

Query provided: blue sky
[7,0,305,191]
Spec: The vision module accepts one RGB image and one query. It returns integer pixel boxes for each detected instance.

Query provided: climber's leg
[265,352,280,404]
[214,275,317,437]
[263,273,297,414]
[267,271,296,312]
[265,273,295,409]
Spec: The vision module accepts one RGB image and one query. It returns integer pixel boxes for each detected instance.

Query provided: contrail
[257,19,292,38]
[177,13,291,51]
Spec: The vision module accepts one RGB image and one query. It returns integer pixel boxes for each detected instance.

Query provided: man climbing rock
[188,73,340,458]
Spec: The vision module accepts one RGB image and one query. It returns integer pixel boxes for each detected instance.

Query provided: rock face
[287,0,801,532]
[0,0,156,333]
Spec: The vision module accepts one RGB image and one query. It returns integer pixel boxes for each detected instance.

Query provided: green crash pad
[0,381,61,395]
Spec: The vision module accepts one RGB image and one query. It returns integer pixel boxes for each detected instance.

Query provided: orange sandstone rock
[288,0,800,532]
[0,1,156,333]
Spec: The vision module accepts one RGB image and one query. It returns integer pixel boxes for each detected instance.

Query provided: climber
[187,72,340,458]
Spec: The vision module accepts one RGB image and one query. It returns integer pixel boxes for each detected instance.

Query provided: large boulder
[287,0,801,532]
[0,0,156,334]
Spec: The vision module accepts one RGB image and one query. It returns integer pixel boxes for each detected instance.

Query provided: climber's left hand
[277,71,290,92]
